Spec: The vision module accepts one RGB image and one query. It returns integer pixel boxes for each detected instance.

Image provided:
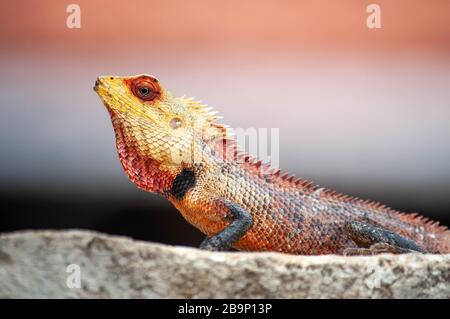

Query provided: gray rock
[0,230,448,298]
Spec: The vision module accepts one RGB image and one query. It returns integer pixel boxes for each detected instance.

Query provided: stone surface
[0,230,448,298]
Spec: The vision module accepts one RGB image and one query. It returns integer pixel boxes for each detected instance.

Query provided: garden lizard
[94,74,450,255]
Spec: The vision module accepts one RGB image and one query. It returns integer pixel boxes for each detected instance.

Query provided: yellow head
[94,74,226,192]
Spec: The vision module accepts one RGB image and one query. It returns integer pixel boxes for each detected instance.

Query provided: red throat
[111,116,175,194]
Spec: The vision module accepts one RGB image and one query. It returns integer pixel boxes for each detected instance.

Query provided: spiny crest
[181,97,232,142]
[322,189,449,235]
[181,96,450,236]
[180,97,322,192]
[182,97,224,125]
[393,211,449,234]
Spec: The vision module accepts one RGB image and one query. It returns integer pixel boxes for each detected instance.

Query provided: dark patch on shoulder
[170,168,196,200]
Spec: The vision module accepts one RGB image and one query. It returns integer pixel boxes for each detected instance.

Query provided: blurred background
[1,0,449,247]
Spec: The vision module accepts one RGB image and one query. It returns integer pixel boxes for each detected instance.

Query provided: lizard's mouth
[93,78,101,91]
[93,76,116,111]
[93,76,109,94]
[94,76,139,119]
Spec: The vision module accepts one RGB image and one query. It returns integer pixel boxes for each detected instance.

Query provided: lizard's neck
[111,117,176,194]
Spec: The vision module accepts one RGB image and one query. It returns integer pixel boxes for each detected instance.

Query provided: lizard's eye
[138,86,150,97]
[134,85,156,101]
[130,77,160,102]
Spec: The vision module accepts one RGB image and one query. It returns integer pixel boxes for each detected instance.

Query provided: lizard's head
[94,74,228,192]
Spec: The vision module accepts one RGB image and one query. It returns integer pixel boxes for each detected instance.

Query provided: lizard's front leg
[200,200,253,251]
[343,220,426,256]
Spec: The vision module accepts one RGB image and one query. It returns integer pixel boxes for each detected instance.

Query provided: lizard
[94,74,450,255]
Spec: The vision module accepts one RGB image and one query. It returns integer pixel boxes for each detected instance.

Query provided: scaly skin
[94,74,450,255]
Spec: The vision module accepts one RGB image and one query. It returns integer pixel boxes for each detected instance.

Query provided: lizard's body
[94,74,450,255]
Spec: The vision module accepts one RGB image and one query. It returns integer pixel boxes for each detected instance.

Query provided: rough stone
[0,230,448,298]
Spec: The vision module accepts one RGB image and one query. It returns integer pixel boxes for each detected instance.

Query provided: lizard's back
[186,157,450,255]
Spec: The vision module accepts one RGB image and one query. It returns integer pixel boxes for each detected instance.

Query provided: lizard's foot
[343,243,414,256]
[200,236,227,251]
[343,248,373,256]
[368,242,413,254]
[344,220,426,255]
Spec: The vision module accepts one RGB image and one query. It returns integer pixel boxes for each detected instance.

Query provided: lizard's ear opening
[170,117,183,129]
[127,76,161,102]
